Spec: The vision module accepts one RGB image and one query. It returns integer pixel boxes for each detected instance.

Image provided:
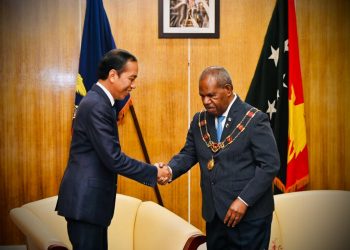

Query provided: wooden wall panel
[0,0,80,244]
[1,0,349,245]
[296,0,350,190]
[104,0,190,218]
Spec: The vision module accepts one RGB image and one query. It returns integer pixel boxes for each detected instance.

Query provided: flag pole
[129,104,164,206]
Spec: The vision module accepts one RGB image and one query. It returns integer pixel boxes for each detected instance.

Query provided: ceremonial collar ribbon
[198,107,259,153]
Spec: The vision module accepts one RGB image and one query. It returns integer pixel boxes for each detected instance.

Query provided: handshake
[155,162,172,185]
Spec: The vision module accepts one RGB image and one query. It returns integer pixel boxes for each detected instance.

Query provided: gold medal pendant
[207,157,214,170]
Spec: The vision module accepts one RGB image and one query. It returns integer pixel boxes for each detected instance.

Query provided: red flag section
[275,0,309,192]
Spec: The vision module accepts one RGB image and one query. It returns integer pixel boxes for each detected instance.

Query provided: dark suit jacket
[169,96,280,223]
[56,84,157,227]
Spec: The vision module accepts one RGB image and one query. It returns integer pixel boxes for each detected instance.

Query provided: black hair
[97,49,137,80]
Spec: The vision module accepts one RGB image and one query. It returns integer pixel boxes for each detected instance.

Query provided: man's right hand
[155,162,172,185]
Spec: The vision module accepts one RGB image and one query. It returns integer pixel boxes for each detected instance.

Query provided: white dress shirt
[215,93,237,130]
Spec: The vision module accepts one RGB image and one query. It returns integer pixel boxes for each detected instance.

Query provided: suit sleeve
[238,111,280,206]
[85,102,157,187]
[168,115,199,180]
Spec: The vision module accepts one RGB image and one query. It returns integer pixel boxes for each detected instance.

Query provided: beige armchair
[10,194,206,250]
[269,190,350,250]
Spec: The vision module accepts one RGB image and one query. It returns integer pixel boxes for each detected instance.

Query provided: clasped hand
[155,162,172,185]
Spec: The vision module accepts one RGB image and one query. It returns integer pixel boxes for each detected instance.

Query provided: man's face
[199,75,232,117]
[110,60,138,100]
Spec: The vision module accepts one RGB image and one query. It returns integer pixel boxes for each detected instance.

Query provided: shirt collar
[221,93,237,117]
[96,82,115,106]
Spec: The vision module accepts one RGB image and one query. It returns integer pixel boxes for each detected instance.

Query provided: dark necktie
[112,105,117,121]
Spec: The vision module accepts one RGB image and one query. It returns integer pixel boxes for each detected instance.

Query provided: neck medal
[207,157,215,170]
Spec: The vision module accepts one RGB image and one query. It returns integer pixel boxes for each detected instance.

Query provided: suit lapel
[91,84,111,106]
[206,112,217,142]
[91,84,117,121]
[220,96,244,140]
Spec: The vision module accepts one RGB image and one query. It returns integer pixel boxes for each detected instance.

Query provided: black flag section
[245,0,288,194]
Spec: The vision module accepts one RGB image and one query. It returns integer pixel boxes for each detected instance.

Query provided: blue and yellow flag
[75,0,130,121]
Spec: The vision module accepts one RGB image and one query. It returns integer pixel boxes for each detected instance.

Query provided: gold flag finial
[76,74,87,96]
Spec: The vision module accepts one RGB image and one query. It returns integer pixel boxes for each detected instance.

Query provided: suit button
[211,181,215,185]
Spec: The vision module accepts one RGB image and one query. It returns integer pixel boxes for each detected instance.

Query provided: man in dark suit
[159,66,280,250]
[56,49,170,250]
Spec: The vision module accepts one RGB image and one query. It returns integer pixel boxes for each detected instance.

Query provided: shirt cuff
[167,166,173,182]
[238,196,249,207]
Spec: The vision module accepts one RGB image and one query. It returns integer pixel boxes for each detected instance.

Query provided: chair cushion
[273,190,350,249]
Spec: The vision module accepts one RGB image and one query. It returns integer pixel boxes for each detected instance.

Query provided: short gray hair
[199,66,233,88]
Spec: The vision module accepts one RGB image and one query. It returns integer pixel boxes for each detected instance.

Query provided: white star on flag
[282,73,287,88]
[268,45,279,67]
[284,39,289,52]
[266,100,277,120]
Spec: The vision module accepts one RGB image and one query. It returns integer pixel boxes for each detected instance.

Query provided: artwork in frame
[158,0,220,38]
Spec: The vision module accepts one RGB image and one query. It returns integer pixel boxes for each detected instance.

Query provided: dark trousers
[66,218,108,250]
[206,213,272,250]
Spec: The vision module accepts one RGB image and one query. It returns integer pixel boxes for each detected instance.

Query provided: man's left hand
[224,198,248,227]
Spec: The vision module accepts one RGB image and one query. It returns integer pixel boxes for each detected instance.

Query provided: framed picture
[158,0,220,38]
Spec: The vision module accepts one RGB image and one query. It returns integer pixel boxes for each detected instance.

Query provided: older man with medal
[158,66,280,250]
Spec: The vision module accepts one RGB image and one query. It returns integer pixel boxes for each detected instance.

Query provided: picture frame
[158,0,220,38]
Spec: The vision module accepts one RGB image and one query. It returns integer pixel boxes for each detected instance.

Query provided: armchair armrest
[10,207,69,250]
[134,201,206,250]
[183,234,206,250]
